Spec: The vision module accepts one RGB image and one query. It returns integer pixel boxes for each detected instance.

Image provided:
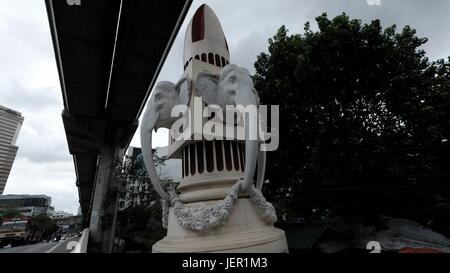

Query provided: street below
[0,237,79,253]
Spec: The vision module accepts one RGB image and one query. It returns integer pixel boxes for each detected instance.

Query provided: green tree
[29,215,58,239]
[0,209,22,219]
[111,150,176,252]
[253,13,450,231]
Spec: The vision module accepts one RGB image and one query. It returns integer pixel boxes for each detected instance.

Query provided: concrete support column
[88,146,125,253]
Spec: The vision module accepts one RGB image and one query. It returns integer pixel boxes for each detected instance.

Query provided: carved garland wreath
[161,180,277,231]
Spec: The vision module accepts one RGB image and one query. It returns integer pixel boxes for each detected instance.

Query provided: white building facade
[0,194,52,217]
[119,146,182,209]
[51,211,74,219]
[0,105,24,194]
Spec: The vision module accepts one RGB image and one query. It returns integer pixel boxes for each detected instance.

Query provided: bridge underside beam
[45,0,193,251]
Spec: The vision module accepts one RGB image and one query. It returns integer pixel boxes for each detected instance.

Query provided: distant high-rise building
[154,146,182,183]
[0,105,24,194]
[51,210,74,219]
[120,147,144,209]
[0,194,52,217]
[119,146,182,209]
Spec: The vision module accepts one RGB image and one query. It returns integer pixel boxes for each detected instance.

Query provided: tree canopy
[253,13,450,232]
[111,151,174,252]
[0,209,22,220]
[29,215,58,238]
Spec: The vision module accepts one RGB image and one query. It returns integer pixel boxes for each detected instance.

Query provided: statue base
[153,198,288,253]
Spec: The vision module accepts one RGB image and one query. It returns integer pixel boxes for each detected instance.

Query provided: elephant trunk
[241,110,259,192]
[242,139,258,192]
[256,151,266,190]
[140,125,171,201]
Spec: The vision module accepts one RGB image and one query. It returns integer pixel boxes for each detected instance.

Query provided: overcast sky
[1,0,449,214]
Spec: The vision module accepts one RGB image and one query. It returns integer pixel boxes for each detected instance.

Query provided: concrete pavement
[0,237,79,253]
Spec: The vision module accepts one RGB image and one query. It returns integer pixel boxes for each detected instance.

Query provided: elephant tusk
[242,111,259,192]
[256,150,266,191]
[140,126,171,201]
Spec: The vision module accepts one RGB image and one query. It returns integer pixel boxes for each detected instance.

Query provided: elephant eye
[228,75,237,83]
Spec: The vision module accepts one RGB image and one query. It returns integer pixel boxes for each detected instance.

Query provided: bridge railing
[69,228,89,253]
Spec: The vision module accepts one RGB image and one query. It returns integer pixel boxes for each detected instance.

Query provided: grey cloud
[301,0,450,61]
[5,158,78,214]
[2,83,68,164]
[2,84,62,112]
[231,31,271,74]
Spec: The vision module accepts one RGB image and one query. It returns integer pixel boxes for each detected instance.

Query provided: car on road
[53,235,61,242]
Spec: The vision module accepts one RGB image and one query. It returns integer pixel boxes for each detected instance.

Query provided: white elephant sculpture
[196,64,267,191]
[140,73,190,201]
[141,65,276,231]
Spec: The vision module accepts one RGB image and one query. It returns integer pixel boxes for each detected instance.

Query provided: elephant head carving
[196,64,266,192]
[140,74,190,201]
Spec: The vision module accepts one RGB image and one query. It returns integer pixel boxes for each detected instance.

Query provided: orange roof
[399,247,445,253]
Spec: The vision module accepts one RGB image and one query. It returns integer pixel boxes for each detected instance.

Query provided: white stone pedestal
[153,198,288,253]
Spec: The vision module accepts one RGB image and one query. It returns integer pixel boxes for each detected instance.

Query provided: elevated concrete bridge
[45,0,192,252]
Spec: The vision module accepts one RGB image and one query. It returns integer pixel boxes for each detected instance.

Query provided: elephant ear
[196,71,220,106]
[142,97,159,133]
[150,81,175,131]
[177,78,191,108]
